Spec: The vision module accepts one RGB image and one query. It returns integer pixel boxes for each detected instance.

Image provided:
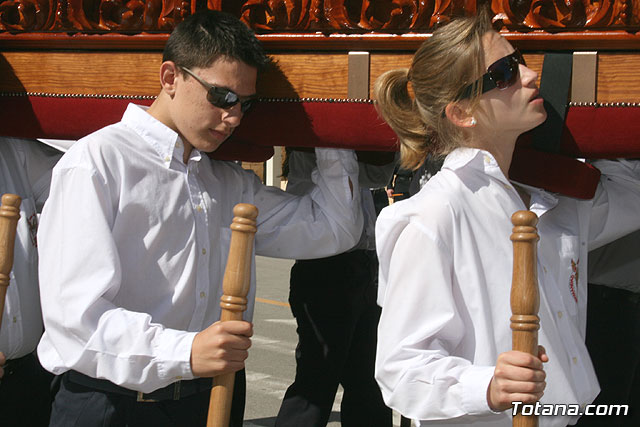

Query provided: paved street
[243,256,403,427]
[243,255,295,426]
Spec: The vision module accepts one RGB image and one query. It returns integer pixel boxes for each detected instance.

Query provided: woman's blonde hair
[374,8,494,170]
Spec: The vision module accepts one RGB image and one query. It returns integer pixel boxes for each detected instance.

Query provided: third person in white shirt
[0,137,61,427]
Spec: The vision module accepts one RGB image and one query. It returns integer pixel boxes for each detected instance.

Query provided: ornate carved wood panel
[1,0,639,35]
[3,1,640,103]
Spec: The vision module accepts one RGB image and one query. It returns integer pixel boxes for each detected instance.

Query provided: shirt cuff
[459,365,499,415]
[154,329,197,383]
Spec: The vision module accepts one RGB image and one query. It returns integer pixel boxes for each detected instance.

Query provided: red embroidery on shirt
[569,258,579,303]
[27,213,38,247]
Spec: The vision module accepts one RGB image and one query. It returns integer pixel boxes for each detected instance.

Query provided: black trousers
[575,284,640,426]
[0,352,54,427]
[275,250,392,427]
[49,369,246,427]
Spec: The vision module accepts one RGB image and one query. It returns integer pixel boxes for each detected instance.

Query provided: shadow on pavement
[244,411,341,426]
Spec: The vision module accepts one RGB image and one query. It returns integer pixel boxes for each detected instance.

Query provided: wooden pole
[0,193,21,332]
[510,210,540,427]
[207,203,259,427]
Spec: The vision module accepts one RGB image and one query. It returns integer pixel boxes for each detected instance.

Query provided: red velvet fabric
[2,96,638,157]
[561,106,640,159]
[0,96,144,140]
[513,106,640,160]
[0,95,273,161]
[509,146,601,200]
[1,95,637,198]
[229,100,399,151]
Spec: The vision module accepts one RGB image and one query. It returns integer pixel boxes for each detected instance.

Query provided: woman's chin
[522,110,549,133]
[535,111,549,128]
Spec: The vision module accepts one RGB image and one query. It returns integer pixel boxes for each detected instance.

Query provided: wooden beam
[347,51,370,99]
[5,51,640,103]
[571,52,597,104]
[0,51,161,95]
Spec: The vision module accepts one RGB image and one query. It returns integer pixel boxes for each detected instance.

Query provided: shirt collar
[121,103,201,168]
[513,181,559,216]
[444,147,559,214]
[443,147,509,184]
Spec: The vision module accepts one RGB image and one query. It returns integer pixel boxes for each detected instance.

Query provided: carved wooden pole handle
[207,203,259,427]
[0,193,21,332]
[510,210,540,427]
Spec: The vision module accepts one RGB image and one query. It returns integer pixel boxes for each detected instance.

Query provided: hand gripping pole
[0,194,21,332]
[510,210,540,427]
[207,203,259,427]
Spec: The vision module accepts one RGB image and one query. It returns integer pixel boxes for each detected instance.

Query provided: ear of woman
[444,102,476,128]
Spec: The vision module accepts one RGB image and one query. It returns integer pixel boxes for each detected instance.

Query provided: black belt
[66,370,213,402]
[295,248,375,265]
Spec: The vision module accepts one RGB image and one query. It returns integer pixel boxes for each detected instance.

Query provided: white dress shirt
[375,147,640,427]
[0,138,61,359]
[37,104,363,392]
[286,150,395,251]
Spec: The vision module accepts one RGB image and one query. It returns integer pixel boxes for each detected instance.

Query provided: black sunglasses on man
[181,66,257,113]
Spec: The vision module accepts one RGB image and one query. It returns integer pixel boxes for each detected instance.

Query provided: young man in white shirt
[0,137,62,426]
[37,10,363,426]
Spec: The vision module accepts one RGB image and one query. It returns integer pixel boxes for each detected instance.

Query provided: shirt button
[196,205,203,212]
[202,248,206,255]
[176,376,183,380]
[164,156,171,162]
[200,292,206,299]
[557,311,563,319]
[12,316,17,323]
[572,357,578,364]
[484,155,491,164]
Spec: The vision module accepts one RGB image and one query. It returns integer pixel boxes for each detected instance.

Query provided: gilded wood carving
[1,0,639,32]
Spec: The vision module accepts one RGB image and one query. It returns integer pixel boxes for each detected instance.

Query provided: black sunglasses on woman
[458,49,526,100]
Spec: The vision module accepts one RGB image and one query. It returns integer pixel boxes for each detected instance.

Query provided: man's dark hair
[163,10,269,72]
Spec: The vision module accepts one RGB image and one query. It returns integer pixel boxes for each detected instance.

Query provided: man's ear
[444,102,476,128]
[159,61,179,96]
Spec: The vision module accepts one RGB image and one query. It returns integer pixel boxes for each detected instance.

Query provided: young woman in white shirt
[373,7,640,427]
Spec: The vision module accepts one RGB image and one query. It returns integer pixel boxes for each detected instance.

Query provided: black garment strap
[65,370,213,401]
[532,53,573,153]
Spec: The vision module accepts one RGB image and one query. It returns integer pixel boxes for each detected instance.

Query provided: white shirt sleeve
[588,159,640,250]
[37,165,196,392]
[0,138,63,358]
[2,138,62,210]
[252,147,364,259]
[375,217,496,422]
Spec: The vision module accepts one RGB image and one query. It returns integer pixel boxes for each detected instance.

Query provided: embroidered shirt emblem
[27,213,38,247]
[569,258,579,303]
